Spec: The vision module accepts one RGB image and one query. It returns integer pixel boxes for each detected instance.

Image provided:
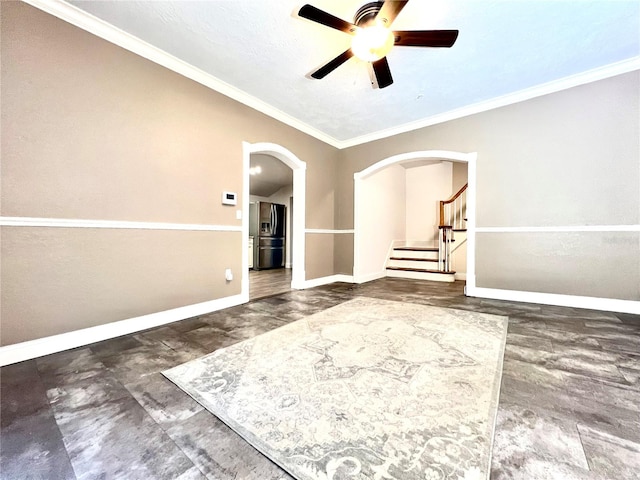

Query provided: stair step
[440,225,467,232]
[387,266,456,275]
[386,267,456,283]
[392,248,438,260]
[390,257,438,262]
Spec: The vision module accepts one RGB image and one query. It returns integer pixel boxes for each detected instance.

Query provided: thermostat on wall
[222,191,237,206]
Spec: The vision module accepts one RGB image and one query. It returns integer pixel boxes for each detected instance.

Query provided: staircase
[386,184,467,282]
[387,245,455,282]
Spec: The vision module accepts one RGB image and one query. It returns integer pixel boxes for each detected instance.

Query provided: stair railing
[438,226,453,272]
[438,183,468,273]
[439,183,467,231]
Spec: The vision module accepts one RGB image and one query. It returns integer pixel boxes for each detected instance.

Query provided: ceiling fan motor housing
[354,1,385,27]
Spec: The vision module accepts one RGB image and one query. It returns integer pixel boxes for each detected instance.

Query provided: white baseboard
[454,273,467,281]
[353,271,387,284]
[467,286,640,315]
[0,293,247,366]
[333,274,355,283]
[301,274,355,289]
[285,263,292,269]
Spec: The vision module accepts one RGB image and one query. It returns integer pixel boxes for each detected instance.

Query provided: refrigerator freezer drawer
[259,237,284,248]
[258,246,284,269]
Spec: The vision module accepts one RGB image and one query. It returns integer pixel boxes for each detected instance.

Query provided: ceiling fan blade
[298,5,357,34]
[310,50,354,79]
[394,30,459,47]
[371,57,393,89]
[376,1,409,27]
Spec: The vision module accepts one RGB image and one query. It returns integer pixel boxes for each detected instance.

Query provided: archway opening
[353,150,477,291]
[242,142,306,301]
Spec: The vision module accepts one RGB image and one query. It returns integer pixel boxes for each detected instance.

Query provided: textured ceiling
[250,154,293,197]
[65,0,640,144]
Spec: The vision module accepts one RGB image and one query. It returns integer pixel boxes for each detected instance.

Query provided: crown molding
[338,56,640,149]
[23,1,640,151]
[23,0,342,149]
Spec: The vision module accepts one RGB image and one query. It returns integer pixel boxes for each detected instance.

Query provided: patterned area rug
[164,298,508,480]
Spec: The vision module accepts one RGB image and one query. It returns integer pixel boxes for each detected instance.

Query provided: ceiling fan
[298,0,459,89]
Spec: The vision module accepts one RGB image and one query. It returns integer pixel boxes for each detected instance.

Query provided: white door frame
[242,142,307,297]
[353,150,477,290]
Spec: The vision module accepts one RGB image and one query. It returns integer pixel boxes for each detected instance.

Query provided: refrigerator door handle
[272,205,276,236]
[273,206,277,235]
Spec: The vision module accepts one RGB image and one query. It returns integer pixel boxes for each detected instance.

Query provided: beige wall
[356,165,406,279]
[305,234,335,279]
[1,228,241,345]
[451,162,468,276]
[476,232,640,301]
[1,2,339,345]
[334,233,354,276]
[405,162,452,243]
[452,162,468,193]
[338,72,640,300]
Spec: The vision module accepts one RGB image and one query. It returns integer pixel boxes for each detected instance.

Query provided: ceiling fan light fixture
[299,1,458,88]
[350,25,394,62]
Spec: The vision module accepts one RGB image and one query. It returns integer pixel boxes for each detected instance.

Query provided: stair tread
[390,257,438,262]
[440,225,467,231]
[394,246,438,252]
[387,266,456,274]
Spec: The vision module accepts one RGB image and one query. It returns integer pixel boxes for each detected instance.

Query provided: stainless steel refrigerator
[249,202,286,270]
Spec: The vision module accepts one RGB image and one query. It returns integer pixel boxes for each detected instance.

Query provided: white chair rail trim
[305,229,355,234]
[0,216,242,232]
[476,225,640,233]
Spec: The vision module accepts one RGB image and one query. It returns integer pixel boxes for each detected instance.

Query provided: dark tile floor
[1,278,639,479]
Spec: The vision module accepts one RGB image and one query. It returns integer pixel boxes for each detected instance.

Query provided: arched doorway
[353,150,477,291]
[242,142,306,299]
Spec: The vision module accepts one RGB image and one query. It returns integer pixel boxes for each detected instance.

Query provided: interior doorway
[352,150,477,291]
[242,142,306,302]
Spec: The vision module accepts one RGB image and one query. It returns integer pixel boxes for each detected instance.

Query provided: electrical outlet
[236,209,242,220]
[225,268,233,281]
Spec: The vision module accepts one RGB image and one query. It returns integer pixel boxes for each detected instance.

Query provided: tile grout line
[575,423,594,473]
[116,352,209,480]
[89,339,208,480]
[34,360,80,480]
